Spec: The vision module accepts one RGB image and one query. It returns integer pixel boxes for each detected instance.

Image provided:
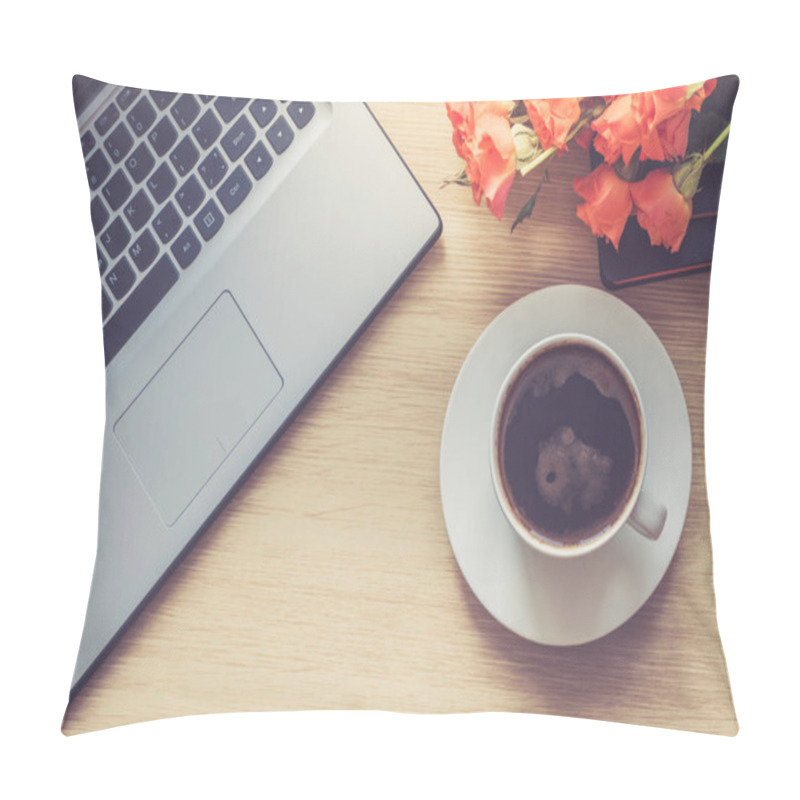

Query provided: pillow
[64,75,739,736]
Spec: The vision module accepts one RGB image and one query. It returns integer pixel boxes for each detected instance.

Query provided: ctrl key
[217,165,252,214]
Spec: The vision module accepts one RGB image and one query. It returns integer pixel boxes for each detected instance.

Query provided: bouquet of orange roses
[445,81,730,254]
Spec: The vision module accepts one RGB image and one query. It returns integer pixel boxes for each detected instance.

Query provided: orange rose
[629,168,692,253]
[446,102,516,219]
[592,94,647,166]
[592,81,717,165]
[522,97,582,152]
[644,80,717,161]
[653,108,694,161]
[573,164,633,251]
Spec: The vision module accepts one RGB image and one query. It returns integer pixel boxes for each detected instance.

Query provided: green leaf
[440,169,471,189]
[511,192,537,233]
[511,170,548,233]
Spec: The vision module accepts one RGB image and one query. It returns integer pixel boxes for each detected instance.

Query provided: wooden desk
[63,103,737,736]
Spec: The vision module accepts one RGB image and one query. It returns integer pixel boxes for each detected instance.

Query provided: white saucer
[439,284,692,645]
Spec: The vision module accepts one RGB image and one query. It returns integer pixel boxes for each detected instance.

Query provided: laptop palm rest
[114,291,283,525]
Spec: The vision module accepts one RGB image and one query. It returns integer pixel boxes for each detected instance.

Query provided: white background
[3,1,798,797]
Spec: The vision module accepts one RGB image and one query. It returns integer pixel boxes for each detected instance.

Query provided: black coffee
[497,342,641,545]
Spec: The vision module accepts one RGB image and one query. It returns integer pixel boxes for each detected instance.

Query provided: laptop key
[102,169,133,211]
[148,116,178,157]
[123,189,155,232]
[176,175,205,216]
[170,135,200,177]
[81,130,96,157]
[129,229,159,271]
[198,147,228,189]
[244,141,273,180]
[85,148,111,190]
[266,117,293,154]
[221,115,255,161]
[98,246,108,276]
[101,288,112,320]
[153,201,182,243]
[104,122,134,163]
[150,90,177,110]
[116,87,140,110]
[194,199,224,241]
[217,165,252,214]
[127,95,157,136]
[103,253,179,365]
[249,99,278,128]
[91,195,109,235]
[214,96,248,123]
[192,109,222,150]
[125,141,156,184]
[94,103,119,136]
[171,226,201,269]
[147,162,177,205]
[287,102,315,129]
[100,216,131,259]
[171,94,201,130]
[106,257,136,300]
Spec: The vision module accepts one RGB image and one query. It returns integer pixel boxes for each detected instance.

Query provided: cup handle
[627,492,667,541]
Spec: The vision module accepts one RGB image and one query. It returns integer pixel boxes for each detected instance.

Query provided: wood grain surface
[63,102,737,736]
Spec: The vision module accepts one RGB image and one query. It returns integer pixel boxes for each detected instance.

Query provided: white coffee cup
[489,333,666,558]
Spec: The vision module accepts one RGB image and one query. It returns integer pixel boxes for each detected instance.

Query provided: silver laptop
[70,76,441,695]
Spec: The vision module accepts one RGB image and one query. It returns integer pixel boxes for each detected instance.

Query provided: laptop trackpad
[114,291,283,525]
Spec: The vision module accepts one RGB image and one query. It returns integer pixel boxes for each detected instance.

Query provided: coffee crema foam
[498,342,641,546]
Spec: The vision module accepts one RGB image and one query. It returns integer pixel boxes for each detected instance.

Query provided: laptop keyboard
[82,88,316,365]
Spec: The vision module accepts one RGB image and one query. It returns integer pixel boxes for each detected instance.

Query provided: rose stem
[701,123,731,164]
[518,102,606,178]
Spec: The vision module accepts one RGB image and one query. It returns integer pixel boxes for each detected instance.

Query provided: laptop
[70,76,442,696]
